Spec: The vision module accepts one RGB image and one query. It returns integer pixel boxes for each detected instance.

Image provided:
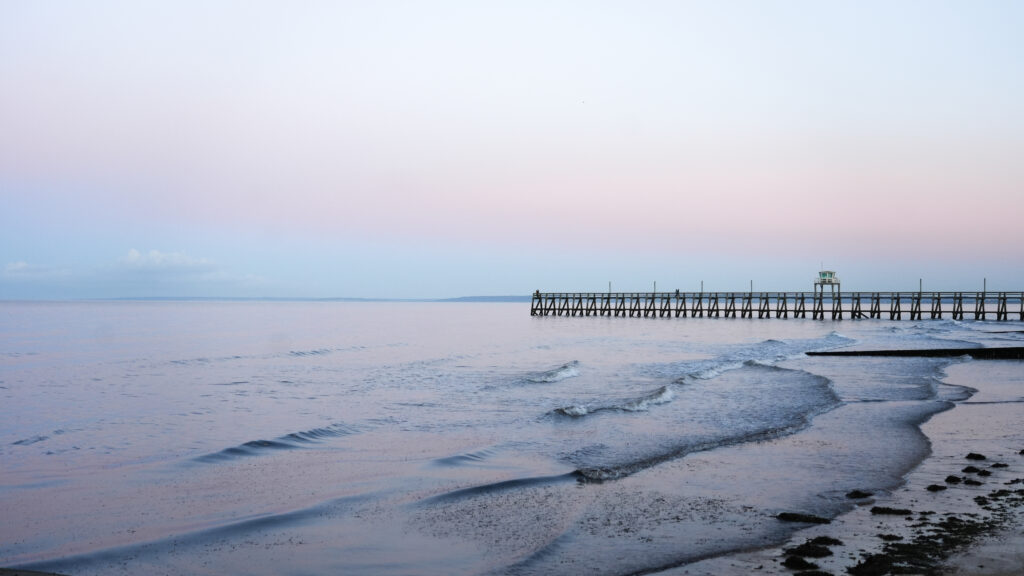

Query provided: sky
[2,0,1022,299]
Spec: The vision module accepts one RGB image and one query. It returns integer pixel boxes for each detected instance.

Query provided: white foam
[555,405,589,417]
[529,361,580,383]
[620,386,675,412]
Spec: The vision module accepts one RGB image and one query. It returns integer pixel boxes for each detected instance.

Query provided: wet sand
[674,359,1024,576]
[940,528,1024,575]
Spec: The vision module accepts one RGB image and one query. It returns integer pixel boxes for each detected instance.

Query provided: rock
[926,484,947,492]
[964,478,983,486]
[978,469,992,477]
[992,462,1008,468]
[776,512,831,524]
[871,506,913,515]
[945,475,962,484]
[809,535,844,546]
[848,554,893,576]
[845,490,873,499]
[784,541,833,558]
[849,510,998,576]
[966,452,987,461]
[962,466,982,474]
[782,556,819,570]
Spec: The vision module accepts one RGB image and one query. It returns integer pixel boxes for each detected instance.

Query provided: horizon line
[0,295,534,303]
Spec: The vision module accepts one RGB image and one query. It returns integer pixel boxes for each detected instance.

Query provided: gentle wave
[420,472,580,504]
[433,447,500,467]
[572,365,841,482]
[575,425,800,482]
[553,385,675,417]
[194,423,359,463]
[675,332,853,382]
[527,361,580,383]
[168,345,369,366]
[10,429,66,447]
[11,434,50,446]
[288,348,332,357]
[16,492,377,574]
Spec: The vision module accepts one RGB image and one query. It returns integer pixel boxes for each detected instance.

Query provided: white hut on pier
[814,270,840,294]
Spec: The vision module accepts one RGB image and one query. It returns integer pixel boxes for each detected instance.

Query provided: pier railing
[530,291,1024,321]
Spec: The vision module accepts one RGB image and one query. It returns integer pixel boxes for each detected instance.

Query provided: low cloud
[119,249,217,273]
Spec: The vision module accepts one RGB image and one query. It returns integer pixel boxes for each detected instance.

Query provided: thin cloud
[108,249,268,295]
[3,261,71,279]
[118,249,217,273]
[1,251,268,299]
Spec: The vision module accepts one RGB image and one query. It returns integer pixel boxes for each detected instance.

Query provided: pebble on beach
[784,541,833,558]
[781,555,819,570]
[776,512,831,524]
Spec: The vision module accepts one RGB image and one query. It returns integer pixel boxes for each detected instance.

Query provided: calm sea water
[1,302,1021,575]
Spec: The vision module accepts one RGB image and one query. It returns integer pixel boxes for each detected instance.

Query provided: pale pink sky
[2,1,1022,298]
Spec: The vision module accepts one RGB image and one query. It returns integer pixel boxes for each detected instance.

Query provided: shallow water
[1,302,1021,574]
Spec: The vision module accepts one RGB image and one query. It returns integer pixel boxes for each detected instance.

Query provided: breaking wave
[553,385,674,417]
[674,332,853,382]
[527,361,580,383]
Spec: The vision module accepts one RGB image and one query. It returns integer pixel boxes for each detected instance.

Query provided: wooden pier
[530,291,1024,321]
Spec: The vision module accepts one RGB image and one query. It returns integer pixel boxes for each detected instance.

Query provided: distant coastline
[1,295,534,303]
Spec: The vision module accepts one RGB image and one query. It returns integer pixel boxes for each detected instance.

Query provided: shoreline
[3,322,1020,576]
[676,359,1024,576]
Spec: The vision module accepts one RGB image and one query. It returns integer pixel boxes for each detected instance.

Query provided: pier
[530,291,1024,321]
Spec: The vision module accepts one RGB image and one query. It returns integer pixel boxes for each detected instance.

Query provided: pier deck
[530,291,1024,321]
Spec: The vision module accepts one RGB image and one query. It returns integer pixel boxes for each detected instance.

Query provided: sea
[1,301,1022,575]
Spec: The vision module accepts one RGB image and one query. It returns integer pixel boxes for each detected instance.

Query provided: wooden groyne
[530,291,1024,321]
[808,347,1024,359]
